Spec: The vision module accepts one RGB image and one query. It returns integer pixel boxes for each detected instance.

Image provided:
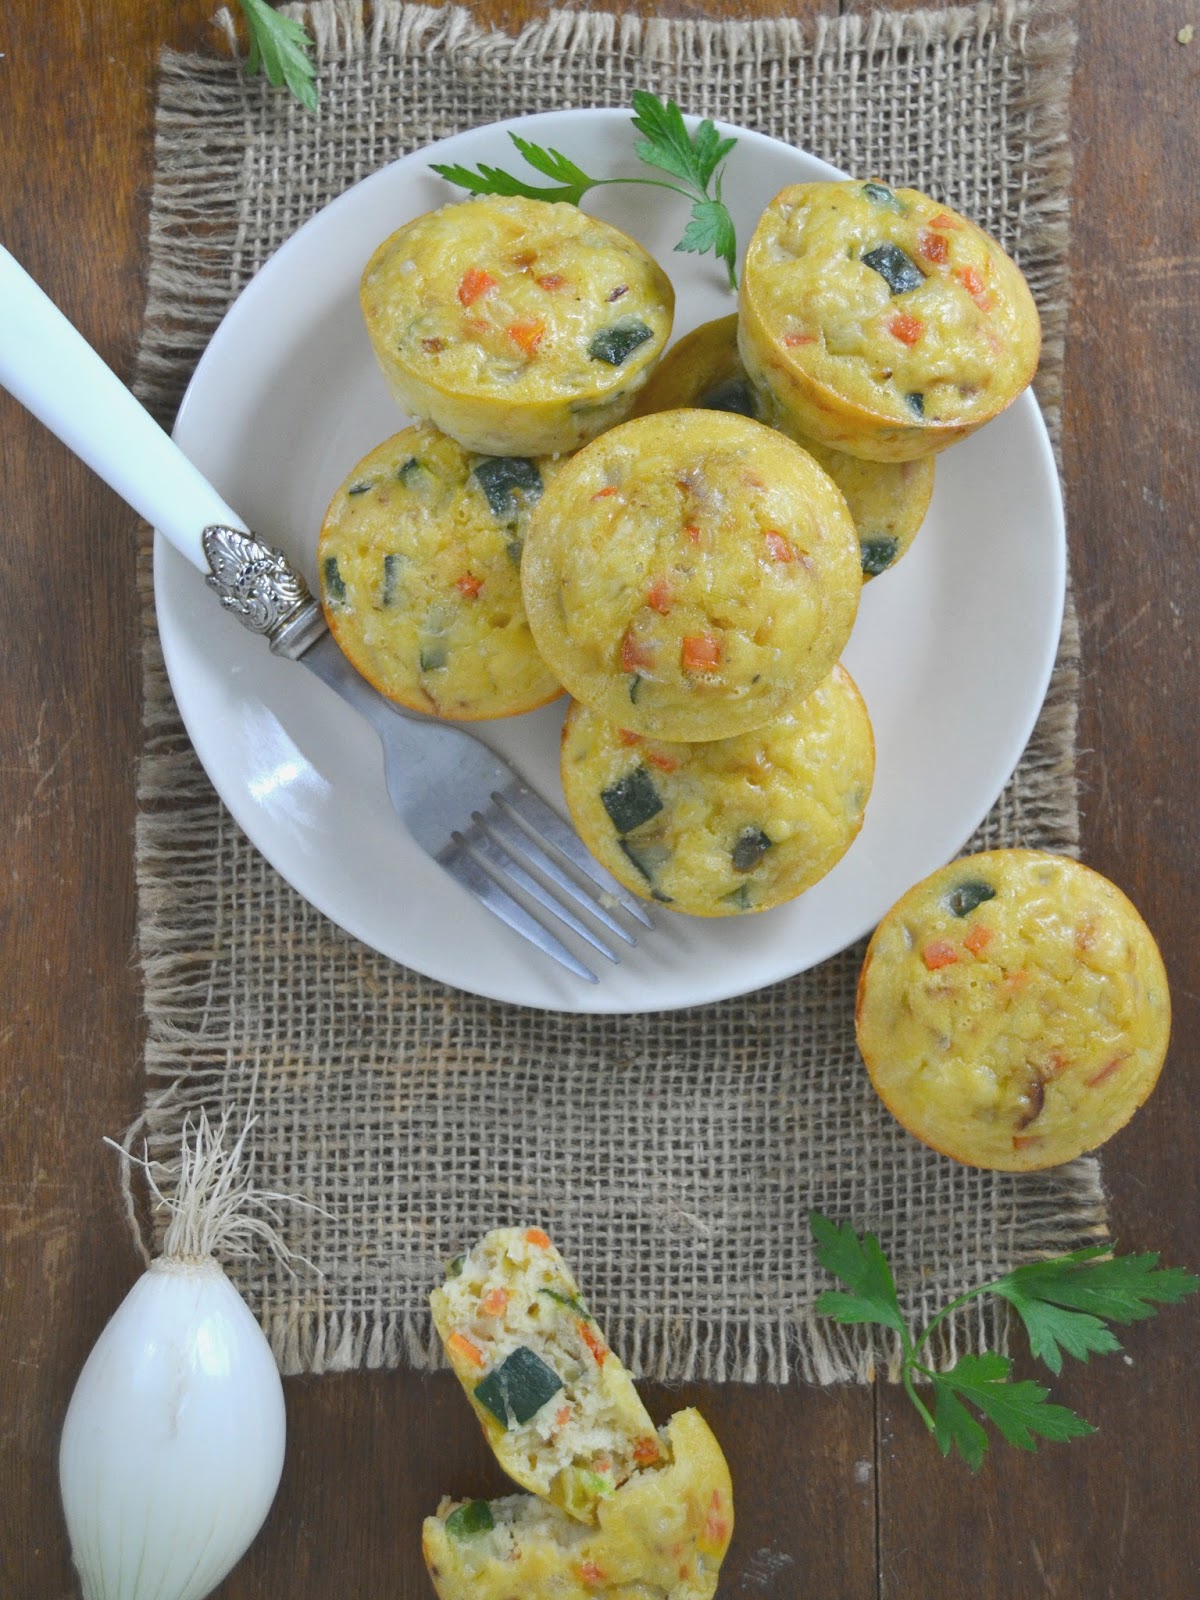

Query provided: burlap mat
[134,0,1103,1383]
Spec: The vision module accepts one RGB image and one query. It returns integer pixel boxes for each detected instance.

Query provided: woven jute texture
[134,0,1103,1383]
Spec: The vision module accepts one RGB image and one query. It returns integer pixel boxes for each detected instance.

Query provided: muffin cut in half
[739,179,1041,461]
[855,849,1171,1170]
[431,1228,664,1522]
[422,1408,734,1600]
[633,313,935,580]
[361,194,674,456]
[318,423,563,720]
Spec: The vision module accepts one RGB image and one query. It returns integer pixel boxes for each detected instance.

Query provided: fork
[0,245,651,982]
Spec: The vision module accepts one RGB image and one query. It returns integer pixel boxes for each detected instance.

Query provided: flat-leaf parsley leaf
[811,1210,1197,1470]
[238,0,318,111]
[430,92,741,288]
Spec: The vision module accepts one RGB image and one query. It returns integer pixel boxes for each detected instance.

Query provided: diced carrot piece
[888,310,924,347]
[579,1562,605,1586]
[457,266,498,306]
[683,523,702,544]
[954,264,994,309]
[647,749,680,773]
[1003,968,1030,992]
[963,923,993,955]
[447,1331,485,1367]
[507,319,545,356]
[1012,1133,1042,1152]
[918,228,950,264]
[617,728,643,747]
[632,1436,662,1464]
[578,1319,608,1365]
[647,578,673,615]
[555,1405,572,1428]
[922,940,959,970]
[620,630,655,673]
[930,211,963,229]
[591,485,619,500]
[764,530,794,563]
[1086,1057,1126,1088]
[455,572,483,599]
[524,1227,552,1248]
[784,330,818,346]
[536,273,567,290]
[1044,1051,1069,1078]
[681,633,722,672]
[480,1288,509,1317]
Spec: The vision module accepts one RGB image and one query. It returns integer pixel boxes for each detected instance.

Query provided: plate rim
[158,108,1066,1015]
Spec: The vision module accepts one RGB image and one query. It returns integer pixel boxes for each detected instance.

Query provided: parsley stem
[909,1284,995,1363]
[901,1361,936,1432]
[588,176,702,202]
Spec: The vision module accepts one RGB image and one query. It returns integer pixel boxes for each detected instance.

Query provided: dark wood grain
[1,2,1197,1597]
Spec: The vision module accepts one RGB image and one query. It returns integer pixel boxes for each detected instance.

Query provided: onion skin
[59,1258,286,1600]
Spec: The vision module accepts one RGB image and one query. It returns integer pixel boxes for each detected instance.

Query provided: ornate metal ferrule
[201,524,327,659]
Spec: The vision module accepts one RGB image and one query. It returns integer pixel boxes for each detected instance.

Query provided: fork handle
[0,244,244,572]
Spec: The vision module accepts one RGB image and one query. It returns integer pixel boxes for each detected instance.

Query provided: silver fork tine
[464,819,621,964]
[479,805,638,947]
[440,844,599,984]
[493,780,655,929]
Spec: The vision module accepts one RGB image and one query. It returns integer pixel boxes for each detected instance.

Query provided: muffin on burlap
[422,1408,733,1600]
[431,1228,664,1523]
[521,408,862,742]
[318,423,563,720]
[559,665,874,916]
[855,849,1171,1170]
[360,194,673,456]
[739,180,1041,461]
[633,313,935,580]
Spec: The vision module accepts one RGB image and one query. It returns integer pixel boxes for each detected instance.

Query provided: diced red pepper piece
[681,633,722,672]
[918,228,950,264]
[963,922,993,955]
[617,728,643,747]
[647,578,673,615]
[620,630,655,673]
[524,1227,552,1248]
[507,319,545,356]
[646,749,680,773]
[578,1320,608,1365]
[456,572,483,599]
[921,939,959,970]
[764,530,794,563]
[888,310,924,347]
[458,266,498,307]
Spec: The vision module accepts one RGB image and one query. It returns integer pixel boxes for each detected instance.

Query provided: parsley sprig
[430,92,740,288]
[812,1211,1197,1471]
[238,0,318,111]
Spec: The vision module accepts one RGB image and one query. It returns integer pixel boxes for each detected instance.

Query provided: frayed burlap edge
[132,1,1106,1387]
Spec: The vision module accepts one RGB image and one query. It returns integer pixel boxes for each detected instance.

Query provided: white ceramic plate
[159,109,1065,1014]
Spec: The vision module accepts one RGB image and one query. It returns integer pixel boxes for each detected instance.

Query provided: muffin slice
[422,1408,734,1600]
[431,1228,662,1521]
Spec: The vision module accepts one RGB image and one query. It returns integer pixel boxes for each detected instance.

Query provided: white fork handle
[0,243,245,573]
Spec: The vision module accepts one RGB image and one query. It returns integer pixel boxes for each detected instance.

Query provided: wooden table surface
[2,1,1197,1594]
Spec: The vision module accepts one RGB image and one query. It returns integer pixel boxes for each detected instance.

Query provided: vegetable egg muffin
[855,849,1171,1171]
[422,1408,734,1600]
[521,409,862,742]
[739,180,1041,461]
[560,665,875,916]
[360,194,674,456]
[318,424,563,720]
[431,1228,662,1523]
[633,314,935,580]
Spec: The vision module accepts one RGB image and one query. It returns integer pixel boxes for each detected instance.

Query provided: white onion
[59,1114,294,1600]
